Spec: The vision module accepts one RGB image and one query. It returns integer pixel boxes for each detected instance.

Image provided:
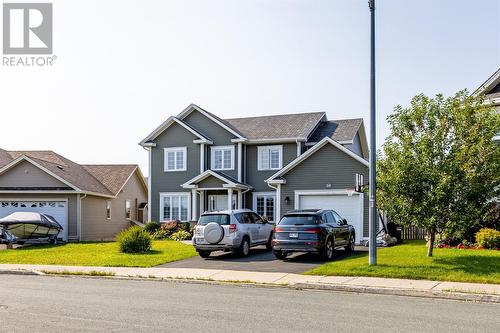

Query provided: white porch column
[192,189,198,221]
[227,188,233,210]
[200,190,205,215]
[237,190,243,209]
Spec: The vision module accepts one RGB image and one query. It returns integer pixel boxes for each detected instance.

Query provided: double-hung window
[254,193,276,222]
[164,147,187,172]
[160,193,190,221]
[257,145,282,170]
[211,146,234,170]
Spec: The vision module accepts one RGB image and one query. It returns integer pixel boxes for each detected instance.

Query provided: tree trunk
[427,228,436,257]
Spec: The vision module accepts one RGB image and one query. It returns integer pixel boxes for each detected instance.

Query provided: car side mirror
[342,219,347,225]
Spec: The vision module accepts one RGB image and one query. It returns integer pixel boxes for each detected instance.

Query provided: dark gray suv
[272,209,355,260]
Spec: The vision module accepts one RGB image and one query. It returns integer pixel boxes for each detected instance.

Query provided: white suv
[193,209,274,258]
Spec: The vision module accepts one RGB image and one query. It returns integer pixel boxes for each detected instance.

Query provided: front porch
[181,170,252,220]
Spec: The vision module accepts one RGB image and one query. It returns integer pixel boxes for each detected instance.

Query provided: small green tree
[378,91,500,256]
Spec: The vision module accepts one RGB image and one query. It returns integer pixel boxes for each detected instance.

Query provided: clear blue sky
[1,0,499,175]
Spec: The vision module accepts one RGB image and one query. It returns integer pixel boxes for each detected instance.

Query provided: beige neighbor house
[0,149,148,241]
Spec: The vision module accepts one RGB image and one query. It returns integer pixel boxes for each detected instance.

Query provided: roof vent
[56,165,64,170]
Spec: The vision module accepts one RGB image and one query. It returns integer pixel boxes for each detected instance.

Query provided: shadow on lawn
[433,255,500,277]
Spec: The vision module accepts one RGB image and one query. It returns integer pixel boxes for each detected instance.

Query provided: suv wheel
[345,234,355,253]
[266,232,274,251]
[324,238,335,260]
[197,250,212,258]
[238,238,250,257]
[273,250,287,260]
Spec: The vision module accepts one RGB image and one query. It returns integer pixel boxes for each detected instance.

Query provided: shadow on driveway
[158,245,367,274]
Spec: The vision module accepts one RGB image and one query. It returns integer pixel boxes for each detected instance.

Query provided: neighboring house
[474,67,500,142]
[140,104,369,243]
[0,150,148,241]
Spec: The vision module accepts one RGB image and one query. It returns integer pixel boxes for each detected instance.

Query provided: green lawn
[0,240,197,267]
[305,240,500,284]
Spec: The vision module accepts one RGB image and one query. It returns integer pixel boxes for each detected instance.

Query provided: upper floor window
[211,146,234,170]
[257,145,282,170]
[164,147,187,172]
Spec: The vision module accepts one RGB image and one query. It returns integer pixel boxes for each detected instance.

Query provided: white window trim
[257,145,283,171]
[252,191,276,222]
[159,192,192,222]
[210,145,235,171]
[164,147,187,172]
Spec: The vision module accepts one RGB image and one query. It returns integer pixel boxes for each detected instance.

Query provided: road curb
[293,282,500,303]
[2,268,498,303]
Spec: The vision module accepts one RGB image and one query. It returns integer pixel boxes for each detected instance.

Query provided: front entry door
[208,195,236,211]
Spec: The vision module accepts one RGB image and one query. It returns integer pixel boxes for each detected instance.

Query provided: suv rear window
[198,214,230,225]
[278,215,320,225]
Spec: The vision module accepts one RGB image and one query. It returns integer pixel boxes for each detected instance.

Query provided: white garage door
[298,193,363,244]
[0,200,68,241]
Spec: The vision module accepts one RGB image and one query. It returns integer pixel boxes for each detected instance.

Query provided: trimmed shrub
[144,221,160,233]
[475,228,500,249]
[116,226,152,253]
[170,230,191,241]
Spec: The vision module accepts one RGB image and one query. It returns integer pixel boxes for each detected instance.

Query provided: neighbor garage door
[297,192,363,244]
[0,200,68,241]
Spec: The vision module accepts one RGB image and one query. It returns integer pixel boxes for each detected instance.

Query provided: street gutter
[0,264,498,304]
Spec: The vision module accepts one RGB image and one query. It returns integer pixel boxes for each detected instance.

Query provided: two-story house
[140,104,369,243]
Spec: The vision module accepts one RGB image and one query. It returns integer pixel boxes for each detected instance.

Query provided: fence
[400,226,426,240]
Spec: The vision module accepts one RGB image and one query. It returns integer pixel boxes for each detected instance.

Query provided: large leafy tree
[378,91,500,256]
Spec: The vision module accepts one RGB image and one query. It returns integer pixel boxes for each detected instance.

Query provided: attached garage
[0,200,69,241]
[266,137,370,244]
[295,191,364,244]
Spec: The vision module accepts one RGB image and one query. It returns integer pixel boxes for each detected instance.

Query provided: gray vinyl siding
[150,122,200,222]
[279,144,369,237]
[198,175,225,188]
[344,133,362,157]
[245,143,297,210]
[183,111,239,180]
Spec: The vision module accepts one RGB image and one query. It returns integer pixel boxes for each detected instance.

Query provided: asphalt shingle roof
[0,149,140,197]
[308,119,363,143]
[225,112,325,140]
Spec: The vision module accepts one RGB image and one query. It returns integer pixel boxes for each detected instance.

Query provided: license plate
[289,232,298,238]
[196,238,206,244]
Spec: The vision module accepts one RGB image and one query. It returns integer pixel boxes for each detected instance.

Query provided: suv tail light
[229,224,237,233]
[275,227,284,232]
[304,228,322,234]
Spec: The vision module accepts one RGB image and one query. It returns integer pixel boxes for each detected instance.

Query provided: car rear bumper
[193,236,242,252]
[272,240,323,253]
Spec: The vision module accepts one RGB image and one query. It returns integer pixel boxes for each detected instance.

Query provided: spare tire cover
[204,222,224,244]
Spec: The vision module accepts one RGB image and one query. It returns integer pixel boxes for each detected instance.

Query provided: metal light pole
[368,0,377,265]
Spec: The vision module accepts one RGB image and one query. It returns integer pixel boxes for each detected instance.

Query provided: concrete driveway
[158,245,367,273]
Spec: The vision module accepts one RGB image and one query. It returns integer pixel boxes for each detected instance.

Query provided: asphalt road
[0,274,498,332]
[160,245,366,273]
